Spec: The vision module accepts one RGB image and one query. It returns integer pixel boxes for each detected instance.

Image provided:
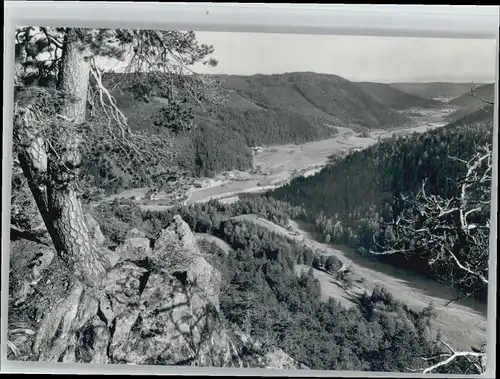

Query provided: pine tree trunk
[15,28,111,361]
[46,28,109,289]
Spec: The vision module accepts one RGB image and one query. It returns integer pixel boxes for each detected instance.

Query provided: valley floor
[110,107,453,211]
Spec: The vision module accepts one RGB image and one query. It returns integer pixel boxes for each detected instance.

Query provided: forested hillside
[448,83,494,107]
[219,73,411,133]
[446,83,495,122]
[356,82,442,109]
[12,25,490,374]
[269,105,494,297]
[83,72,414,194]
[389,82,472,100]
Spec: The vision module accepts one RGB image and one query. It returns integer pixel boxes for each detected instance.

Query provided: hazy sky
[98,31,497,83]
[188,31,497,83]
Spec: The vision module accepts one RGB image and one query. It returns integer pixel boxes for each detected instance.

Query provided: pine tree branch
[40,27,64,49]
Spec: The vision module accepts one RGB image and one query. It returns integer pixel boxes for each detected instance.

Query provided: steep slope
[448,83,494,107]
[84,72,413,194]
[446,103,495,128]
[356,82,442,109]
[269,105,494,290]
[270,105,493,233]
[220,73,411,133]
[446,83,495,122]
[135,202,449,372]
[107,72,411,143]
[389,82,473,101]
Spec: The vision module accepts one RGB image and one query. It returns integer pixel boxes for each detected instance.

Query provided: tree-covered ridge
[446,83,495,122]
[448,83,494,107]
[389,82,473,101]
[270,107,493,219]
[220,73,412,128]
[94,72,253,181]
[269,106,494,296]
[356,82,443,110]
[93,197,306,245]
[85,71,417,193]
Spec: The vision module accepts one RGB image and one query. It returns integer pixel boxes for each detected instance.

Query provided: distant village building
[149,193,169,201]
[193,179,211,189]
[146,188,171,201]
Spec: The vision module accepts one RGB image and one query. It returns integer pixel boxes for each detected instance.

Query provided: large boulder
[89,215,306,368]
[153,216,221,309]
[80,215,232,366]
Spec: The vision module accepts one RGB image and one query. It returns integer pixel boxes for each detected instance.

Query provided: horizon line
[104,69,494,85]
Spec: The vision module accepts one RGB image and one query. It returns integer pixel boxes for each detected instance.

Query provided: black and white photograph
[5,21,497,375]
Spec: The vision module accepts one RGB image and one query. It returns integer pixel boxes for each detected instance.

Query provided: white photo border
[2,2,499,377]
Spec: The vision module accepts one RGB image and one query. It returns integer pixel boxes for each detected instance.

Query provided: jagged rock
[93,216,305,368]
[156,215,198,255]
[12,215,306,369]
[112,236,151,265]
[9,239,55,307]
[102,265,232,366]
[229,329,308,370]
[94,217,233,366]
[153,215,221,309]
[84,214,105,245]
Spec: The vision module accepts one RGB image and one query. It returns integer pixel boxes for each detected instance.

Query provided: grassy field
[182,111,452,206]
[105,106,453,210]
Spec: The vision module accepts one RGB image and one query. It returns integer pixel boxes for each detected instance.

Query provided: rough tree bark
[15,28,111,362]
[46,28,110,289]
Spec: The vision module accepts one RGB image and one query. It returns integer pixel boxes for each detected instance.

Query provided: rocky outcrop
[9,215,306,369]
[9,239,55,308]
[8,239,57,360]
[228,329,309,370]
[153,216,222,309]
[109,228,151,266]
[75,215,232,366]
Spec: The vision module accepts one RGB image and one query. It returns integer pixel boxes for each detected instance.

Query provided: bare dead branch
[40,27,64,49]
[469,83,494,106]
[421,338,486,374]
[373,144,491,294]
